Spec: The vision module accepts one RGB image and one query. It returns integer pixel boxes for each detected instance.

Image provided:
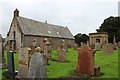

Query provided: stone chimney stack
[14,9,19,17]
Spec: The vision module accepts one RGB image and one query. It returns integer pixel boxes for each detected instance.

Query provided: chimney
[14,9,19,17]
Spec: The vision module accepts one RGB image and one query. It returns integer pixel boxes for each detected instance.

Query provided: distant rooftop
[89,32,108,35]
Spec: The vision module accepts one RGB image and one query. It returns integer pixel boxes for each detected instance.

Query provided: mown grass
[94,49,118,78]
[47,48,78,78]
[1,48,119,79]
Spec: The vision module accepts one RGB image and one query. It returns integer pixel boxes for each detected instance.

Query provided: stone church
[5,9,75,50]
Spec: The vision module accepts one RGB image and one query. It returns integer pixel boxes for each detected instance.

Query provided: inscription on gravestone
[18,47,31,78]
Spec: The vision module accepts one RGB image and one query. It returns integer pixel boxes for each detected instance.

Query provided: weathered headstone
[0,35,5,64]
[118,41,120,48]
[40,38,44,52]
[62,40,68,52]
[62,45,68,52]
[95,43,101,51]
[57,49,67,62]
[77,45,95,76]
[7,51,16,79]
[44,41,52,59]
[80,42,84,48]
[90,44,95,49]
[27,48,47,78]
[113,36,117,50]
[87,41,90,46]
[43,41,52,65]
[18,47,31,78]
[56,45,67,62]
[56,45,62,52]
[73,43,78,50]
[102,43,114,55]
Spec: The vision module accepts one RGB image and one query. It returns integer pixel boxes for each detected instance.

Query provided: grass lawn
[1,48,119,79]
[94,48,118,78]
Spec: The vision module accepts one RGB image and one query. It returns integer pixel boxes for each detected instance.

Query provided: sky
[0,0,119,38]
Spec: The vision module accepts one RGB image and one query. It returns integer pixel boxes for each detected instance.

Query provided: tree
[96,16,120,43]
[74,33,89,46]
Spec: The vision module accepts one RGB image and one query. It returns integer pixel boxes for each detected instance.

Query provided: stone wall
[24,35,74,48]
[6,17,22,50]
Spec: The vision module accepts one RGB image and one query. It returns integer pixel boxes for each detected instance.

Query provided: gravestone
[62,45,68,52]
[77,45,95,76]
[90,44,95,49]
[7,51,16,79]
[27,48,47,78]
[56,45,62,52]
[40,38,44,52]
[57,49,67,62]
[102,43,114,55]
[30,45,36,55]
[62,40,68,52]
[44,41,52,65]
[118,41,120,48]
[44,41,52,59]
[95,43,101,51]
[73,43,78,50]
[113,36,117,50]
[81,42,87,48]
[0,35,5,64]
[18,47,31,78]
[87,41,90,46]
[56,45,67,62]
[80,42,84,48]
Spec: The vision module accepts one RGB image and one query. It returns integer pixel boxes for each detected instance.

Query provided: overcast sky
[0,0,119,38]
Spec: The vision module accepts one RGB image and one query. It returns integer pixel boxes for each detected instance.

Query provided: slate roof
[17,16,75,39]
